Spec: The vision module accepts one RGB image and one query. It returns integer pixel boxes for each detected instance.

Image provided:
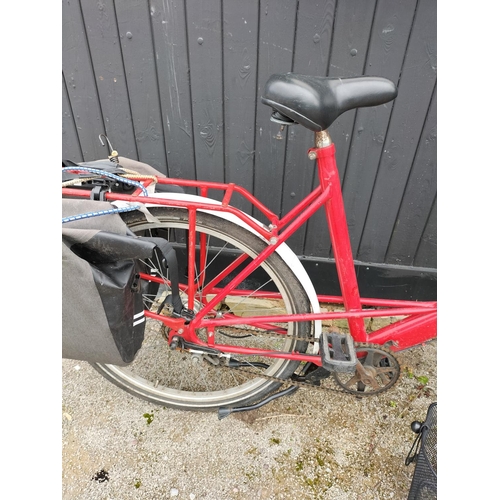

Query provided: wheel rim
[95,209,310,408]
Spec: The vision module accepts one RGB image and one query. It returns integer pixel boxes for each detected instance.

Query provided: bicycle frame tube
[62,135,437,355]
[312,137,367,342]
[184,135,368,342]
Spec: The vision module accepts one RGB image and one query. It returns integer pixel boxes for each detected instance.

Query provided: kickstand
[218,385,299,420]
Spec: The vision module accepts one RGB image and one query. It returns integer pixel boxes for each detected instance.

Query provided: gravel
[62,340,437,500]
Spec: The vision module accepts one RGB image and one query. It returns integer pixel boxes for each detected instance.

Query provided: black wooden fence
[62,0,437,300]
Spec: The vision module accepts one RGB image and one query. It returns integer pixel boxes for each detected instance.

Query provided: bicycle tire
[92,206,313,411]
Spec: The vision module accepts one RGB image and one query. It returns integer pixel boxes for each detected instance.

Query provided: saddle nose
[261,73,398,132]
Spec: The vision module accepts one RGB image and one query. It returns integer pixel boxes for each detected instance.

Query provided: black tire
[92,207,313,410]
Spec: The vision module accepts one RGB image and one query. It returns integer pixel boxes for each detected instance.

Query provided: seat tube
[312,131,367,342]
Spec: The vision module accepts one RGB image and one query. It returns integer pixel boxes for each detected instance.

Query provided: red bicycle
[62,73,437,416]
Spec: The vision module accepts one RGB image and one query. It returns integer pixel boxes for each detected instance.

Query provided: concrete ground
[62,336,436,500]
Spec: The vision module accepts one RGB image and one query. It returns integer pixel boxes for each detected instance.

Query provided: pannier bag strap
[141,236,184,316]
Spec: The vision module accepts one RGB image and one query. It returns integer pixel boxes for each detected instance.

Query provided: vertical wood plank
[80,0,138,159]
[303,0,377,258]
[185,0,224,187]
[341,0,418,259]
[328,0,377,182]
[150,0,196,181]
[386,85,437,266]
[114,0,168,174]
[253,0,297,219]
[358,0,437,262]
[222,0,259,213]
[281,0,337,255]
[62,74,84,162]
[62,0,104,160]
[414,197,436,268]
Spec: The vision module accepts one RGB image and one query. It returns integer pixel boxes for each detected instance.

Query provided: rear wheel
[92,207,313,410]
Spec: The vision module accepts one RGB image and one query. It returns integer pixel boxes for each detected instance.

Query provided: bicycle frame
[62,131,437,364]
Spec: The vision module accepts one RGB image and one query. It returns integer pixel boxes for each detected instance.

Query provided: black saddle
[261,73,397,132]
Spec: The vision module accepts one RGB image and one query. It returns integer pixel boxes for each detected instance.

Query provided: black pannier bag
[62,199,181,366]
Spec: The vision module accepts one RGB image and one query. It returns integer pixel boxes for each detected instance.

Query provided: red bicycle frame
[62,131,437,364]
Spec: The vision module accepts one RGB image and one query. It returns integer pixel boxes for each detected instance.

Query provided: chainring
[331,343,401,396]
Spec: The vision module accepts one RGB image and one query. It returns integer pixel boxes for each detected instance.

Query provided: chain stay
[228,342,399,396]
[191,323,401,396]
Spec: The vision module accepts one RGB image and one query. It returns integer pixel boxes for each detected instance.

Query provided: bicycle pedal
[319,332,357,373]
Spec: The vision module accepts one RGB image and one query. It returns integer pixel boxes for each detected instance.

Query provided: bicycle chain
[213,327,401,396]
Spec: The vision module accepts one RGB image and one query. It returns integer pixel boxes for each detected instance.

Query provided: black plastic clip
[90,184,110,201]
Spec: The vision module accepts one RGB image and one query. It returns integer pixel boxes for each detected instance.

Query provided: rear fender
[114,193,322,348]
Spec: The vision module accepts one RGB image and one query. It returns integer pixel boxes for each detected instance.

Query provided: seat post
[315,130,332,148]
[313,131,368,342]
